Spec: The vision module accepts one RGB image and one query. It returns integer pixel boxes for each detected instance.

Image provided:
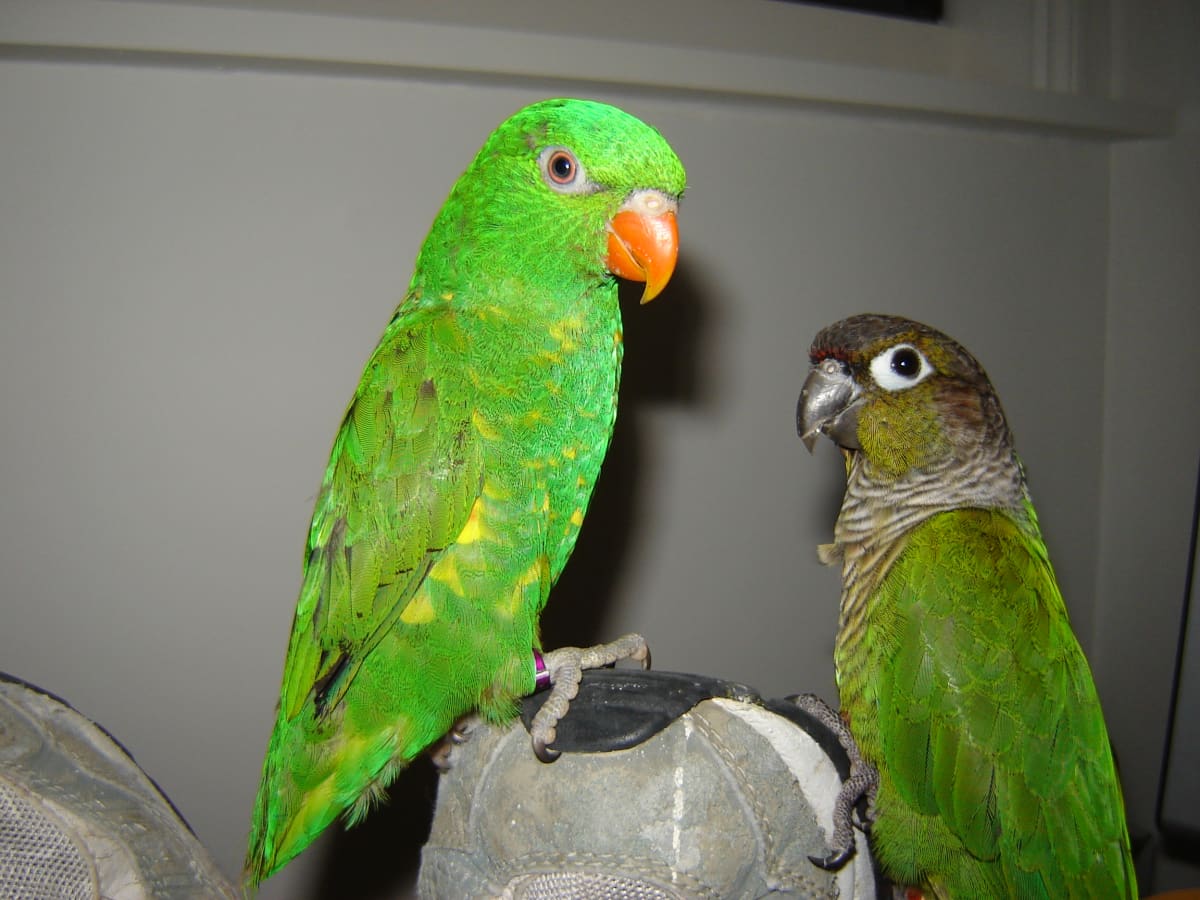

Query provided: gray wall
[1,1,1197,897]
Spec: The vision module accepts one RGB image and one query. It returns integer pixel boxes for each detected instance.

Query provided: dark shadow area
[309,759,439,900]
[793,0,942,23]
[618,261,709,406]
[310,261,712,895]
[1150,833,1200,894]
[541,262,710,648]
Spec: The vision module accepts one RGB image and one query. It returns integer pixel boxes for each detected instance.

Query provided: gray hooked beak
[797,358,863,452]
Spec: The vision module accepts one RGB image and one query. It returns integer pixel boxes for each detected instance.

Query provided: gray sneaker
[419,670,878,899]
[0,673,237,900]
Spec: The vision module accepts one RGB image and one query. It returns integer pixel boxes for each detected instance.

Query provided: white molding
[1031,0,1082,93]
[0,0,1175,140]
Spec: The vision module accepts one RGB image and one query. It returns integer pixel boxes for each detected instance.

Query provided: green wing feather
[281,313,479,722]
[861,508,1136,898]
[248,308,490,880]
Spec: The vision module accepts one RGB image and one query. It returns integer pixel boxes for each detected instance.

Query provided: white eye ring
[538,146,593,195]
[869,343,934,392]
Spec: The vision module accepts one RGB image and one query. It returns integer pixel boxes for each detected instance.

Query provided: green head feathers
[413,98,687,306]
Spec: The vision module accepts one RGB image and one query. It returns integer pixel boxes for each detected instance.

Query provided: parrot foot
[787,692,879,871]
[429,712,482,772]
[529,633,651,763]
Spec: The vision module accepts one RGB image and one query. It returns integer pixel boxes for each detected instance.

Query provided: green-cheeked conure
[797,314,1136,899]
[245,98,685,889]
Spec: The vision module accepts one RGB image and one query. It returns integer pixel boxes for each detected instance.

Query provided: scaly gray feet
[530,633,651,762]
[789,692,878,870]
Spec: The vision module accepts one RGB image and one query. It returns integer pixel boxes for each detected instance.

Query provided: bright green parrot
[797,314,1136,898]
[244,98,685,888]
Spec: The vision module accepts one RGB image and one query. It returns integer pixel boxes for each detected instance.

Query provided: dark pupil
[892,348,920,377]
[551,154,574,181]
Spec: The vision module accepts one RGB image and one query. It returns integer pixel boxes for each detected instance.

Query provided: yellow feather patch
[482,478,510,501]
[562,446,577,460]
[471,410,501,441]
[277,773,337,860]
[501,557,548,618]
[613,328,623,346]
[455,497,493,545]
[426,554,464,597]
[399,591,437,623]
[549,317,582,352]
[569,508,584,527]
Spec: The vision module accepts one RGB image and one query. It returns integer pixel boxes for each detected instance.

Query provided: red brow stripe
[810,346,852,365]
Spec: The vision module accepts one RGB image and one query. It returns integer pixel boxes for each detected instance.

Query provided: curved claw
[532,737,560,763]
[809,845,854,871]
[641,645,652,671]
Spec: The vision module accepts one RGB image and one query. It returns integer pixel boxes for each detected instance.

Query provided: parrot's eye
[891,348,921,376]
[548,152,575,182]
[539,147,591,194]
[869,343,934,392]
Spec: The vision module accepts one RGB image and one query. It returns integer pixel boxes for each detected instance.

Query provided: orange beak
[605,191,679,304]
